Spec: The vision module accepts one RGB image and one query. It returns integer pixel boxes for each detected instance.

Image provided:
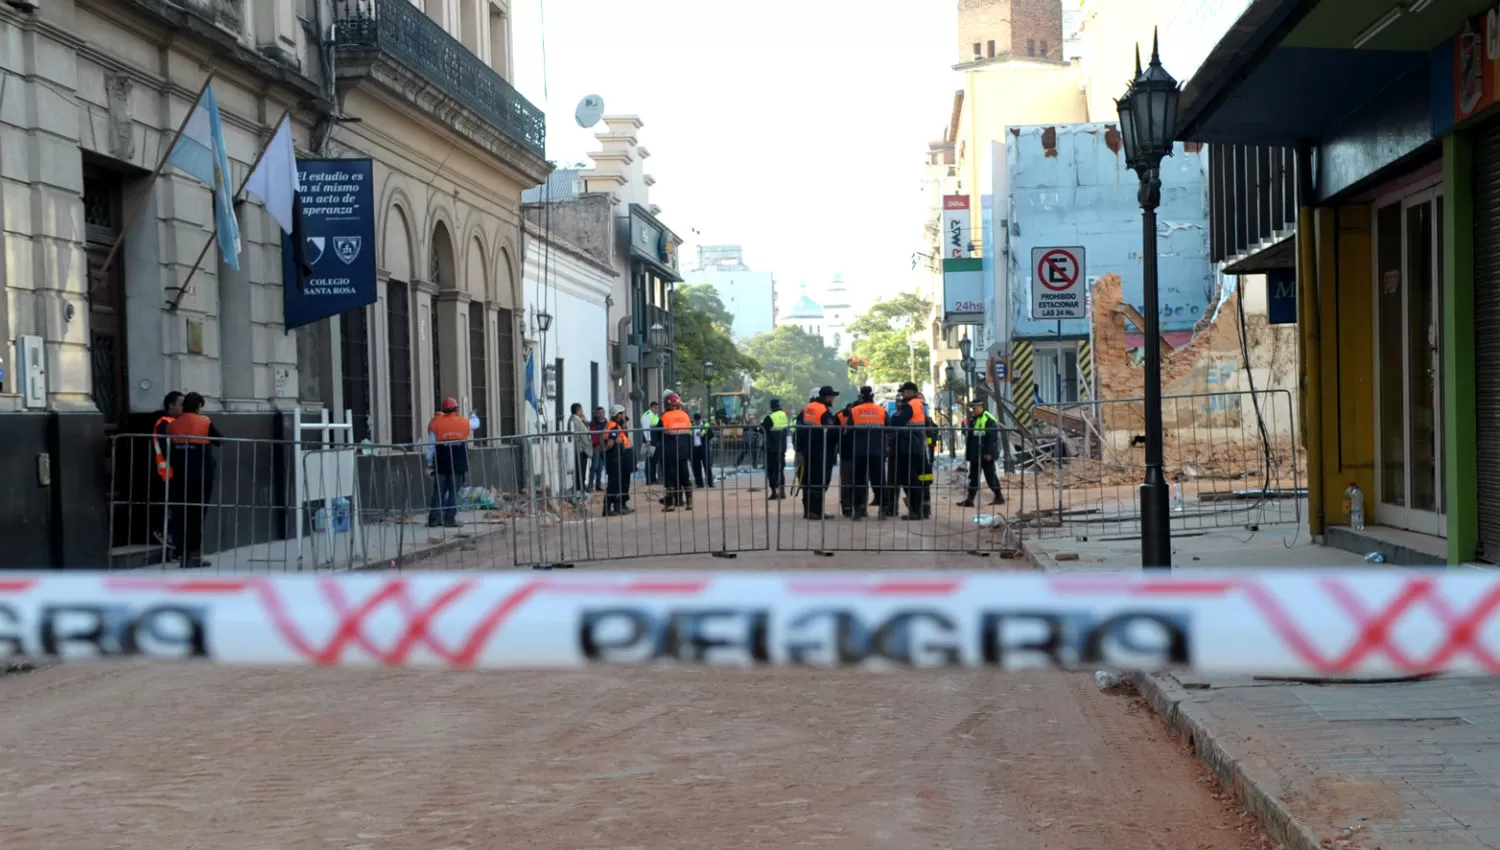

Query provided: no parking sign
[1030,246,1087,319]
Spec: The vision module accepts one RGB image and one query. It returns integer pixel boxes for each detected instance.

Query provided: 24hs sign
[1031,246,1087,320]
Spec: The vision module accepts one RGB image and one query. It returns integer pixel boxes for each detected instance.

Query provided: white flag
[244,115,300,235]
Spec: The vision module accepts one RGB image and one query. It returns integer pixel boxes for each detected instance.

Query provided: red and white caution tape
[0,571,1496,677]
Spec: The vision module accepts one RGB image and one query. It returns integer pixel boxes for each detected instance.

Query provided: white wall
[522,237,613,434]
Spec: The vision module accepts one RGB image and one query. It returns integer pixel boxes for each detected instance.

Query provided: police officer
[165,392,221,568]
[890,381,933,520]
[835,397,857,517]
[602,404,634,516]
[799,385,838,519]
[659,391,694,511]
[959,397,1006,507]
[761,399,790,499]
[846,386,888,520]
[150,391,184,555]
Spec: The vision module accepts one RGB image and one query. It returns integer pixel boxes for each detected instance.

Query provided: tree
[673,284,760,414]
[743,325,855,409]
[847,291,933,384]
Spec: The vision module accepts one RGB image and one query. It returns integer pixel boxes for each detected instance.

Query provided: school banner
[284,158,377,330]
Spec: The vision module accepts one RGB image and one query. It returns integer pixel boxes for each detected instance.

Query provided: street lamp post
[1116,31,1181,572]
[703,360,716,417]
[958,337,974,402]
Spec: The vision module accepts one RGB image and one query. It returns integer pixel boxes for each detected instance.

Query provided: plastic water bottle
[1172,479,1185,512]
[1343,481,1365,531]
[332,496,351,533]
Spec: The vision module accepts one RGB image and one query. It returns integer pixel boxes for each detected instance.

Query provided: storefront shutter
[1473,119,1500,561]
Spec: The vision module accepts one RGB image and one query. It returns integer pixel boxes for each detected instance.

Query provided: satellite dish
[575,95,605,129]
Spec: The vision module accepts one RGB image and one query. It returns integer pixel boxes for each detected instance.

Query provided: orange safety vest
[907,397,928,425]
[427,411,471,442]
[152,415,175,480]
[660,408,692,434]
[802,401,829,425]
[606,421,632,448]
[850,402,887,426]
[166,412,213,445]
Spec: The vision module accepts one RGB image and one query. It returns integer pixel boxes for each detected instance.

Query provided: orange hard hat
[441,397,459,411]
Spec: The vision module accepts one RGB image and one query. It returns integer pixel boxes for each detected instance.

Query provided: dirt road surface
[0,559,1270,850]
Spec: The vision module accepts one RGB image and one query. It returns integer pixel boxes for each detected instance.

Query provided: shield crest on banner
[333,236,362,265]
[306,236,326,265]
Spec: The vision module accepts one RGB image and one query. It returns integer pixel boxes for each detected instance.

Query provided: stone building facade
[0,0,548,567]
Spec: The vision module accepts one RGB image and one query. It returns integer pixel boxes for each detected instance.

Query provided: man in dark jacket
[799,386,838,519]
[958,397,1005,507]
[890,381,933,520]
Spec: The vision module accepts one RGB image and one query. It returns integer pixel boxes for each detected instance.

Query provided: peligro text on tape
[1,571,1498,677]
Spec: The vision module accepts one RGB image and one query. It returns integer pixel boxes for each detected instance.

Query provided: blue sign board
[284,158,377,330]
[1267,269,1297,325]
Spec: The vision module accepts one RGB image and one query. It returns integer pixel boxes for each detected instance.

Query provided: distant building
[682,245,776,340]
[821,275,855,355]
[779,285,826,341]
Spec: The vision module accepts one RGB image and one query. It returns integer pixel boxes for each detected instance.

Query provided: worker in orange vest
[602,404,635,516]
[164,392,220,568]
[426,396,471,528]
[800,385,839,519]
[846,386,889,520]
[891,381,933,520]
[659,390,694,511]
[149,391,184,556]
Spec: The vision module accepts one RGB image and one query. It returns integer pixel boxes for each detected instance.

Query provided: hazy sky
[510,1,958,309]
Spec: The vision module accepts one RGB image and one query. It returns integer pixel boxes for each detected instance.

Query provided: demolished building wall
[1084,271,1302,482]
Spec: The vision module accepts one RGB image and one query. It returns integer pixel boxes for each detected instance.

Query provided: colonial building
[0,0,547,567]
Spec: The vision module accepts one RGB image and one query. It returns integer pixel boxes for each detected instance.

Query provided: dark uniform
[890,387,933,520]
[799,389,838,519]
[761,403,790,498]
[660,405,694,510]
[603,414,634,516]
[165,407,221,567]
[961,403,1006,506]
[835,405,857,517]
[846,391,888,519]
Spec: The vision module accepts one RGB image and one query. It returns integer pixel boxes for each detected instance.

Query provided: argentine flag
[166,83,241,271]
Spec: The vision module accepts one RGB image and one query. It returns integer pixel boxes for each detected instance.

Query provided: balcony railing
[332,0,546,157]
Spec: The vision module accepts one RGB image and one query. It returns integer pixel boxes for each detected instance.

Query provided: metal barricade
[1025,389,1304,540]
[106,430,530,572]
[508,427,773,568]
[774,424,1022,557]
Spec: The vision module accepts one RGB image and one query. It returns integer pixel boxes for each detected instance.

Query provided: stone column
[435,289,470,413]
[414,278,439,426]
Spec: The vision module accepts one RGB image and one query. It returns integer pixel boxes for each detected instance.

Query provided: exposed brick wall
[956,0,1063,64]
[957,0,1011,64]
[1010,0,1062,60]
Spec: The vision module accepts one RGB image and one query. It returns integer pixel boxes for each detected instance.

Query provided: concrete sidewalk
[1026,526,1500,850]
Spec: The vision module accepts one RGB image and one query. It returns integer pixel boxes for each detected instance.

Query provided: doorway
[1373,184,1444,536]
[84,167,128,430]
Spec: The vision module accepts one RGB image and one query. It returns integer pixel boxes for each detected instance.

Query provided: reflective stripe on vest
[768,410,790,430]
[153,416,175,480]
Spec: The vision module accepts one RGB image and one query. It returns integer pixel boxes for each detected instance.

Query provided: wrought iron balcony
[331,0,546,157]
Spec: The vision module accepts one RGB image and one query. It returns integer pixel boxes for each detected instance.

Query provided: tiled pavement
[1026,525,1500,850]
